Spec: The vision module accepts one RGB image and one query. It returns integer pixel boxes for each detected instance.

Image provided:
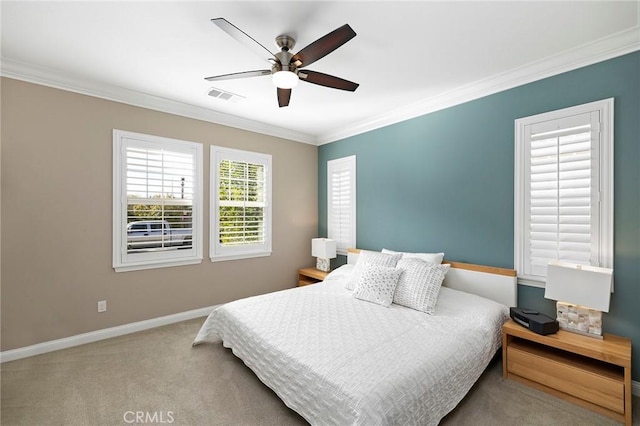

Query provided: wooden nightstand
[297,267,329,287]
[502,319,632,425]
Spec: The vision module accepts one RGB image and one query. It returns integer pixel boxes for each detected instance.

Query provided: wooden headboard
[346,248,517,307]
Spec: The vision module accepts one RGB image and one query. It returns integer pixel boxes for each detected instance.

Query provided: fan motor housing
[273,49,296,74]
[275,35,295,51]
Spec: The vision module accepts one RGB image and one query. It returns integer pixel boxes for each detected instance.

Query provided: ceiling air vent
[208,87,245,103]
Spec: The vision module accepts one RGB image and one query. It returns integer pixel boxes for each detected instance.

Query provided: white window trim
[210,146,272,262]
[113,130,203,272]
[514,98,613,287]
[327,155,357,256]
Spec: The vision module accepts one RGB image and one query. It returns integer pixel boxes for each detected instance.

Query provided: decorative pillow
[345,250,402,290]
[393,257,450,314]
[381,248,445,265]
[352,265,403,307]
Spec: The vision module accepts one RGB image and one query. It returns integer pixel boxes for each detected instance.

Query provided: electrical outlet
[97,300,107,313]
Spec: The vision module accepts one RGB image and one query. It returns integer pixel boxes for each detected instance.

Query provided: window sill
[114,258,203,273]
[210,251,271,263]
[516,275,546,289]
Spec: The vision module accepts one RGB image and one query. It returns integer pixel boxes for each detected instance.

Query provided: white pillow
[323,264,355,282]
[352,265,403,307]
[346,250,402,290]
[382,248,445,264]
[393,257,450,314]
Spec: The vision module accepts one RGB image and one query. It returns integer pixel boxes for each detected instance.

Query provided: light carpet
[1,318,637,425]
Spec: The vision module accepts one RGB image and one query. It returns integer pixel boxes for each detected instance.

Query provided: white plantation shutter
[515,99,613,285]
[218,159,266,246]
[113,130,203,272]
[527,113,596,276]
[327,156,356,254]
[126,146,195,252]
[210,146,272,261]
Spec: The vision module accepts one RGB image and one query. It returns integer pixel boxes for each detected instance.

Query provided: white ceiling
[2,1,639,145]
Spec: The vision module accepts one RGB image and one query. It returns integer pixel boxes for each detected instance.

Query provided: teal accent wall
[319,51,640,380]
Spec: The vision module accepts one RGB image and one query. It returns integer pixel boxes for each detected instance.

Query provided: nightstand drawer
[507,341,624,414]
[298,278,317,287]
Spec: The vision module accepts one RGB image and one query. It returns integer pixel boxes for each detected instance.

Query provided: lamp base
[316,257,330,272]
[556,302,603,339]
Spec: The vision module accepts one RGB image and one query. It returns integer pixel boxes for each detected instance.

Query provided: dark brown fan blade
[277,88,291,108]
[212,18,276,61]
[205,70,271,81]
[299,70,359,91]
[290,24,356,68]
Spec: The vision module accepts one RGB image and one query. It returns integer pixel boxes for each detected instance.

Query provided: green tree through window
[218,159,266,246]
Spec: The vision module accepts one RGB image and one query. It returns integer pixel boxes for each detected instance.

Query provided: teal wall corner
[319,51,640,380]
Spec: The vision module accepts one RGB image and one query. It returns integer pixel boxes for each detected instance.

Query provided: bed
[193,248,517,425]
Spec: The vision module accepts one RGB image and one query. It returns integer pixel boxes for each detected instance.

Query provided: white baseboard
[0,305,217,363]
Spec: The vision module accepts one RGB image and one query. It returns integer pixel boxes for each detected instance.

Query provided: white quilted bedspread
[193,265,509,425]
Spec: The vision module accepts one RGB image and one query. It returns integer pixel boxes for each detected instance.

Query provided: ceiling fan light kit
[272,70,299,89]
[205,18,359,107]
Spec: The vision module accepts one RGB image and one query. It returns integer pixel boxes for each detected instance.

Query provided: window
[210,146,272,261]
[514,99,613,286]
[113,130,203,272]
[327,155,356,255]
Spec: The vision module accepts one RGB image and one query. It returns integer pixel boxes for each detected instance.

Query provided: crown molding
[317,25,640,145]
[2,23,638,147]
[0,58,318,145]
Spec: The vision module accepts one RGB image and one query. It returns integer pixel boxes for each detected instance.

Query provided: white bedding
[193,265,509,425]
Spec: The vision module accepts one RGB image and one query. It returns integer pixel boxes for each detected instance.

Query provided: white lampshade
[544,260,613,312]
[311,238,337,259]
[272,70,299,89]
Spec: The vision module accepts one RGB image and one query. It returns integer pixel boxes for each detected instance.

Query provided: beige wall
[0,77,318,351]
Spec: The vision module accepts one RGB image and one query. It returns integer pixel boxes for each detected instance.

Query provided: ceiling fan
[205,18,359,108]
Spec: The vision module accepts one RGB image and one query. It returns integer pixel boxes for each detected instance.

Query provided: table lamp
[544,260,613,339]
[312,238,336,272]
